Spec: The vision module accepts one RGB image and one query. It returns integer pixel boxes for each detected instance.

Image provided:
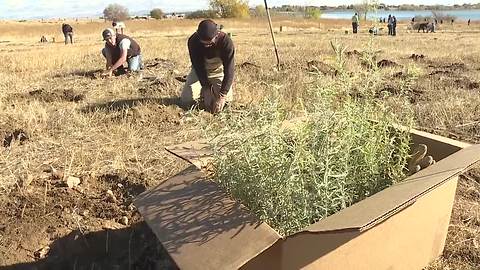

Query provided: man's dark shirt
[62,24,73,34]
[187,31,235,95]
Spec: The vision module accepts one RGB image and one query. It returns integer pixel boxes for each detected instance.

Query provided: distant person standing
[62,23,73,44]
[468,19,471,26]
[112,21,125,34]
[387,14,393,36]
[392,16,397,36]
[352,13,360,34]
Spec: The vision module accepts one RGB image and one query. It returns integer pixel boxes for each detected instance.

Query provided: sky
[0,0,478,19]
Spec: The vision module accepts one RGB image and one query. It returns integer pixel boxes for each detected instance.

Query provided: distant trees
[150,8,164,19]
[186,10,219,19]
[209,0,250,18]
[354,0,378,20]
[254,5,266,17]
[103,3,129,21]
[304,7,322,19]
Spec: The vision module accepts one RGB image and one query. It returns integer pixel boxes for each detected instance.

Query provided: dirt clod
[63,89,85,102]
[3,128,28,147]
[237,61,261,70]
[306,60,337,76]
[377,59,399,68]
[410,53,426,61]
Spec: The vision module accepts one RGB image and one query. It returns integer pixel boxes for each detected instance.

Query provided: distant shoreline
[1,3,480,21]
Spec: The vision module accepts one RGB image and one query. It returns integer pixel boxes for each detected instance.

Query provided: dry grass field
[0,17,479,269]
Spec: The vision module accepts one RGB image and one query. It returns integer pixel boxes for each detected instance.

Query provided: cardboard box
[134,129,479,270]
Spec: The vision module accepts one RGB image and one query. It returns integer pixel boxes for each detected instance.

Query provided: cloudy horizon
[0,0,478,19]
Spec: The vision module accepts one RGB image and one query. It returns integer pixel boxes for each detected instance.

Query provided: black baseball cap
[197,19,218,41]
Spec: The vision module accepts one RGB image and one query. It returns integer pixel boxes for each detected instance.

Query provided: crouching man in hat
[101,28,143,76]
[181,19,234,113]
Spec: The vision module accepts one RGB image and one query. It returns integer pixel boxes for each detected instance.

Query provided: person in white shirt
[100,28,143,76]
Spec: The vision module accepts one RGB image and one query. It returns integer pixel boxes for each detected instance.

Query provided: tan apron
[180,57,233,107]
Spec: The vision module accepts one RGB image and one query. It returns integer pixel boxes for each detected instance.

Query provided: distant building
[132,16,149,20]
[165,13,185,19]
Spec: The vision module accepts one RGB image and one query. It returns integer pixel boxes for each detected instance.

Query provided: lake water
[322,9,480,21]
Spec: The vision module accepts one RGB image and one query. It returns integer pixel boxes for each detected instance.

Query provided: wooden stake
[264,0,281,69]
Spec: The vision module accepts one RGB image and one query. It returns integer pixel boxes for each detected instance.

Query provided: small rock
[34,246,50,259]
[106,190,117,203]
[66,176,81,189]
[128,203,136,211]
[40,164,53,173]
[117,183,124,188]
[120,216,129,225]
[52,168,65,180]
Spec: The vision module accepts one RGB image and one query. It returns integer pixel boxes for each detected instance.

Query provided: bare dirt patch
[377,59,400,68]
[9,88,86,103]
[237,61,262,71]
[0,169,177,269]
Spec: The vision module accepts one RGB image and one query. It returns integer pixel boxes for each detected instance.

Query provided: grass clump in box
[201,45,413,236]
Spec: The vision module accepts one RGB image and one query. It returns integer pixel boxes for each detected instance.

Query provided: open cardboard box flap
[134,165,281,270]
[166,140,211,169]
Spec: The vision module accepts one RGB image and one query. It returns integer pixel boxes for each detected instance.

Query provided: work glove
[408,144,435,175]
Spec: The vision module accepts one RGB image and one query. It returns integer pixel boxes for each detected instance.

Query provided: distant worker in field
[181,19,235,113]
[392,16,397,36]
[100,28,143,77]
[429,20,436,33]
[387,14,393,35]
[62,23,73,44]
[352,13,359,34]
[112,21,125,34]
